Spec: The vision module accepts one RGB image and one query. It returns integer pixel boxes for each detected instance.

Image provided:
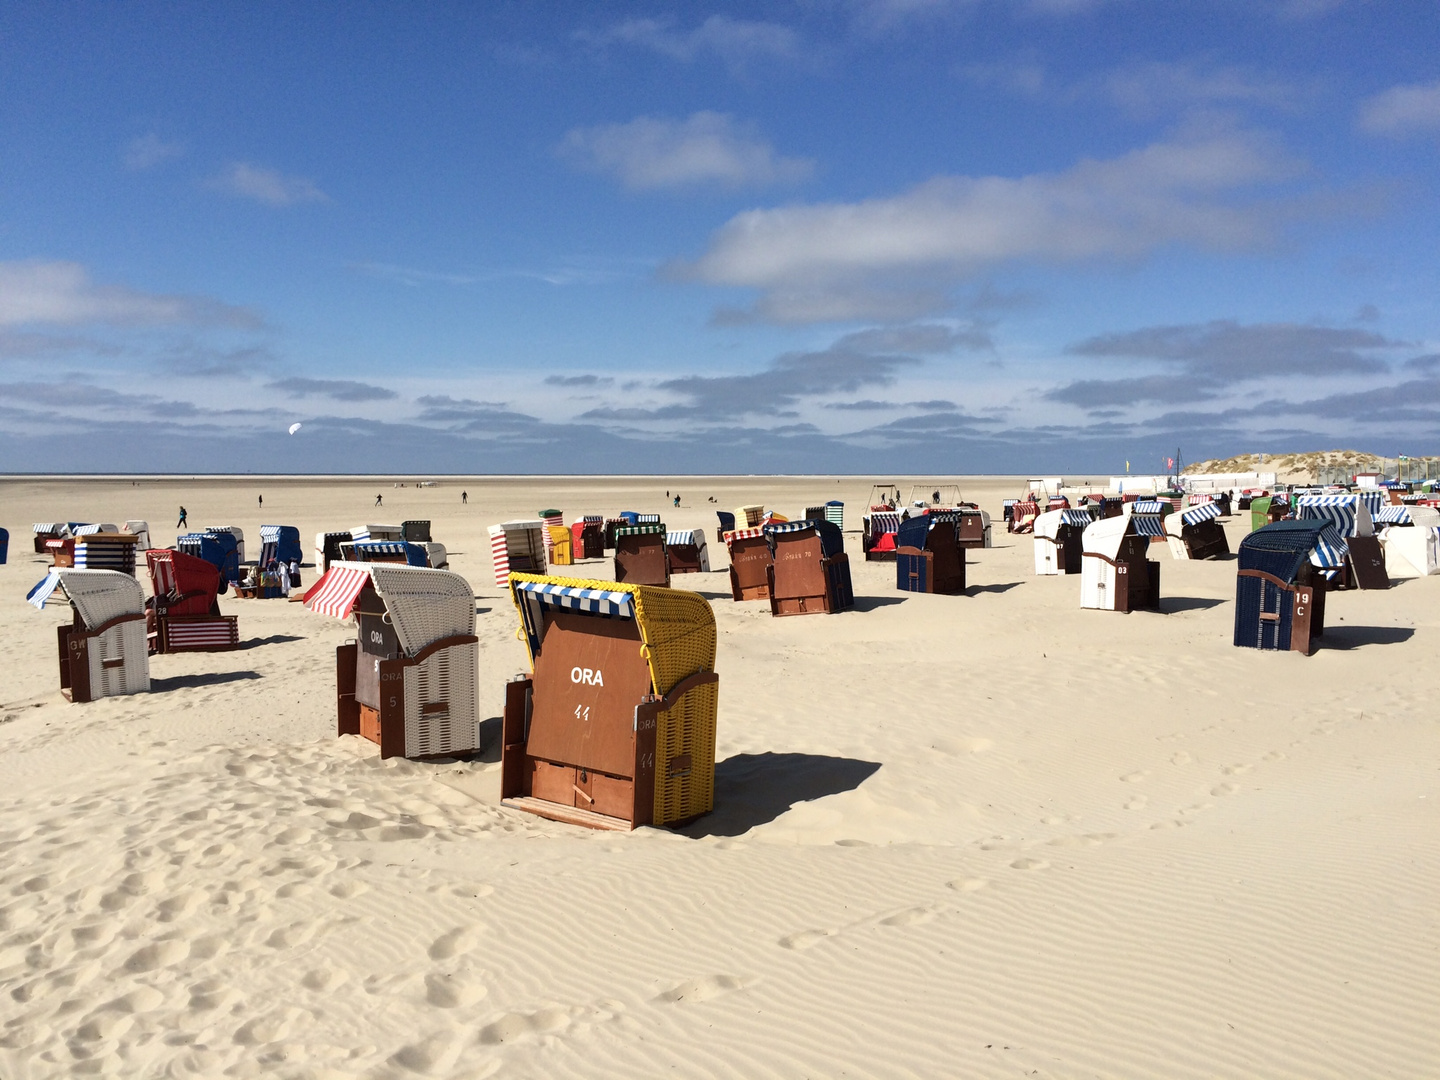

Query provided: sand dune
[1,475,1436,1078]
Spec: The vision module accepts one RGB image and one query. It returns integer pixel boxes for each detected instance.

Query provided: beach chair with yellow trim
[501,573,719,831]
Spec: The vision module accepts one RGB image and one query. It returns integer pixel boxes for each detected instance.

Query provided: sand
[0,474,1436,1079]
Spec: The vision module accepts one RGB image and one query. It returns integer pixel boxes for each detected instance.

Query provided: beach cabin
[724,527,772,601]
[1009,500,1040,534]
[28,569,149,702]
[666,530,711,574]
[177,531,241,585]
[1165,502,1230,561]
[306,562,480,760]
[500,573,719,830]
[489,519,548,587]
[1080,516,1161,613]
[895,513,965,594]
[1296,494,1385,590]
[1033,508,1090,575]
[1234,520,1343,655]
[614,523,669,587]
[401,520,431,543]
[765,519,853,616]
[863,510,902,560]
[571,516,604,560]
[1376,505,1440,577]
[144,549,240,653]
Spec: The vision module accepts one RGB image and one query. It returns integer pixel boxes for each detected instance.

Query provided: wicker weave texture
[58,570,145,629]
[404,642,480,756]
[365,564,475,656]
[89,620,150,697]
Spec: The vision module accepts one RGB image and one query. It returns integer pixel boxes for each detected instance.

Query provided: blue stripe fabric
[1060,509,1093,527]
[1356,490,1385,517]
[1296,496,1359,537]
[1131,500,1166,514]
[1130,515,1168,537]
[1180,502,1222,526]
[27,572,61,609]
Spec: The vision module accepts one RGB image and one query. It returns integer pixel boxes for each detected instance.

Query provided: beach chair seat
[1033,509,1089,575]
[665,530,710,574]
[547,525,574,566]
[145,548,240,653]
[501,575,719,830]
[1164,502,1230,561]
[490,520,548,586]
[1080,517,1161,613]
[571,520,604,560]
[724,527,771,601]
[1234,521,1342,655]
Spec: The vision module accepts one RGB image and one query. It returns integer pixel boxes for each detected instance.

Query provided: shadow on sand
[1159,596,1227,614]
[151,671,263,692]
[1323,625,1415,650]
[679,751,881,838]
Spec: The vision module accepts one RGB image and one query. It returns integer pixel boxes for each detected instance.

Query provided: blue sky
[2,0,1437,473]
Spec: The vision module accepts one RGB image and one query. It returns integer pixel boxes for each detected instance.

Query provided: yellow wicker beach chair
[501,573,719,831]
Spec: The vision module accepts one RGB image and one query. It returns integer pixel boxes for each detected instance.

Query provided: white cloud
[580,15,801,73]
[1099,62,1299,117]
[560,112,813,191]
[123,133,184,171]
[208,162,328,206]
[679,129,1303,323]
[0,261,259,329]
[1358,80,1440,137]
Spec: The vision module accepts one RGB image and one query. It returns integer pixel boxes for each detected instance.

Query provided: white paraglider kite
[288,422,302,435]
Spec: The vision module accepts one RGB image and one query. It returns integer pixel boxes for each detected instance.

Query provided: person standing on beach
[375,493,383,506]
[176,506,188,529]
[258,494,263,509]
[462,491,467,505]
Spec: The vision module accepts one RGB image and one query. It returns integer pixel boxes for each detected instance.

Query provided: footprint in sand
[122,938,189,973]
[1171,751,1193,765]
[391,1030,466,1072]
[946,877,989,893]
[1211,782,1239,796]
[1010,857,1049,871]
[476,1007,571,1045]
[301,967,349,992]
[1263,750,1287,762]
[429,926,483,961]
[1125,796,1148,810]
[778,929,834,950]
[656,975,745,1004]
[1220,764,1252,776]
[1120,771,1147,783]
[425,971,488,1008]
[880,906,936,927]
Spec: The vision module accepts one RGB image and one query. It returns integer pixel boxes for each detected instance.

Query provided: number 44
[574,704,591,722]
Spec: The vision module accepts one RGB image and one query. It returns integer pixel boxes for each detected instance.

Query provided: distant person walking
[461,491,468,505]
[176,506,188,529]
[258,494,263,509]
[375,493,383,506]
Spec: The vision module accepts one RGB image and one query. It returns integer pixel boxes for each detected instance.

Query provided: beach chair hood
[304,561,474,656]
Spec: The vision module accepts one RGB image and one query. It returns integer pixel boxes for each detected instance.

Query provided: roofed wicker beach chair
[724,526,771,601]
[304,562,480,759]
[1033,508,1091,575]
[315,530,353,573]
[863,510,902,560]
[1234,520,1345,655]
[1080,516,1161,613]
[501,574,719,830]
[1165,502,1230,561]
[764,519,853,616]
[402,520,431,543]
[489,520,548,586]
[571,516,604,560]
[340,539,430,567]
[614,522,669,587]
[1296,494,1386,589]
[145,548,240,653]
[177,531,241,586]
[1375,505,1440,578]
[28,569,150,702]
[895,512,965,594]
[665,529,711,574]
[1008,500,1040,534]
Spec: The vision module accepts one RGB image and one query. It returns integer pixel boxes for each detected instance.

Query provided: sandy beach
[1,474,1436,1079]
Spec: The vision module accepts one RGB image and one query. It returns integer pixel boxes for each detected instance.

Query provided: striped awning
[303,565,370,619]
[512,579,634,617]
[259,525,283,541]
[1179,502,1222,526]
[763,520,816,535]
[1131,500,1166,515]
[666,530,703,546]
[27,571,62,609]
[1130,515,1168,538]
[615,523,665,538]
[1311,525,1348,569]
[349,540,426,565]
[582,515,603,524]
[73,524,109,536]
[635,513,662,524]
[869,511,901,534]
[1060,509,1094,527]
[32,523,65,534]
[1187,493,1214,505]
[1374,505,1410,524]
[1296,495,1361,537]
[723,527,765,545]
